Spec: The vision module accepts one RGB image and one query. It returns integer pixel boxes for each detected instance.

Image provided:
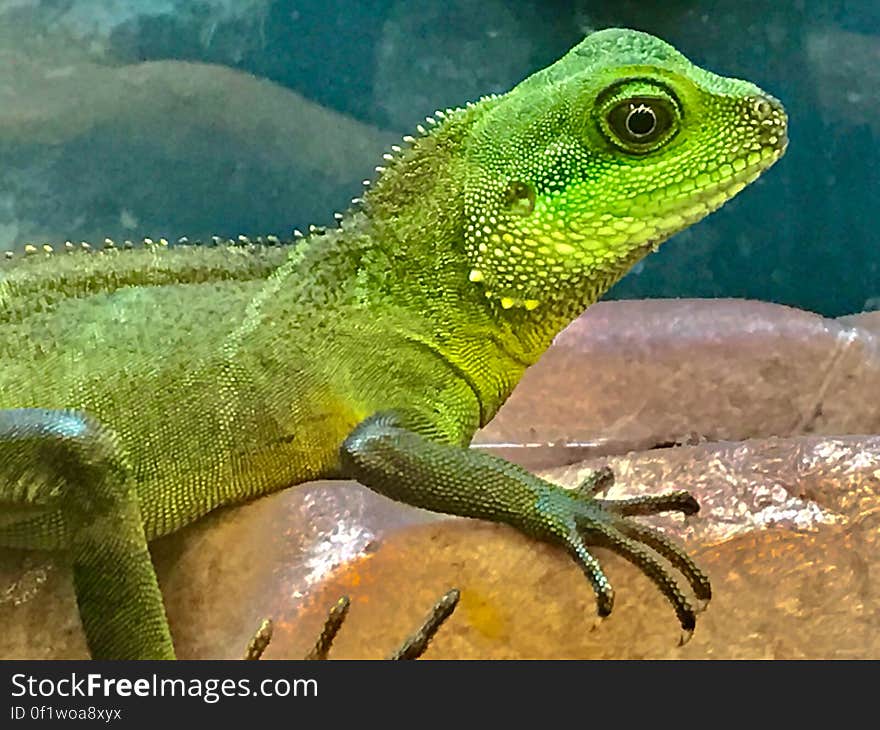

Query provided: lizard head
[462,27,787,312]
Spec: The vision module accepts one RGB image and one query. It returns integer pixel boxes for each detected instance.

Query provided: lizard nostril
[752,97,773,120]
[751,94,784,121]
[749,94,788,150]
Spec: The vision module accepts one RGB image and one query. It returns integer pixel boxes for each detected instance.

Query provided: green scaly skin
[0,28,787,658]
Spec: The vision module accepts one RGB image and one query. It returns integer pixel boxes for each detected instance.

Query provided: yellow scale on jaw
[465,185,663,311]
[464,140,781,313]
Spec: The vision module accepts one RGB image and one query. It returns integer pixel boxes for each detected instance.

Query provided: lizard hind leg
[0,408,175,659]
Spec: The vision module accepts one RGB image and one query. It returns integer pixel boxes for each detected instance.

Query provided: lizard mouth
[637,143,786,256]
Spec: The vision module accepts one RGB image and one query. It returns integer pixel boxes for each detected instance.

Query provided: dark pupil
[626,105,656,137]
[605,97,673,149]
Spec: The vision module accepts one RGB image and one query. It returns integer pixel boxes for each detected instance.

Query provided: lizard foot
[537,475,711,633]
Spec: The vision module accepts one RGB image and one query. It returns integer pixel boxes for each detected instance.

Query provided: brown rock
[477,300,880,467]
[276,436,880,659]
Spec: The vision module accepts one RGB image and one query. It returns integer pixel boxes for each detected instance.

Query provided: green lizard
[0,28,786,659]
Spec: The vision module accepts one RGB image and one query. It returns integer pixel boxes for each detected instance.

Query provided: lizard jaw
[634,143,787,259]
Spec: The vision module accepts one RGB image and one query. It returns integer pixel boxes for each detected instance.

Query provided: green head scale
[461,28,788,312]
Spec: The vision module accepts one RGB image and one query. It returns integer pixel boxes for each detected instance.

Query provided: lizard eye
[623,104,657,137]
[603,96,677,153]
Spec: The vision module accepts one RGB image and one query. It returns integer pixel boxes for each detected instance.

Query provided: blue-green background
[1,1,876,316]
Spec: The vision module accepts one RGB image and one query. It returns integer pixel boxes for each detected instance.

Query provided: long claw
[304,591,459,661]
[243,618,273,660]
[389,588,460,660]
[592,524,696,632]
[613,519,711,601]
[568,535,615,618]
[575,466,615,498]
[304,595,350,660]
[597,491,699,517]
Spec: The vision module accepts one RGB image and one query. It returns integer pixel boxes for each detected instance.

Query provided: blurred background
[0,0,875,316]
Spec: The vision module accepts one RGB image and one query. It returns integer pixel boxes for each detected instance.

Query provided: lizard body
[0,29,787,658]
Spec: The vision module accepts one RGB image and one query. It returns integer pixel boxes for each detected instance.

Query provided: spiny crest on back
[355,101,493,223]
[0,234,297,263]
[0,233,297,324]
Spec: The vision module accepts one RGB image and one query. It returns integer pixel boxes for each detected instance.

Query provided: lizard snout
[748,94,788,152]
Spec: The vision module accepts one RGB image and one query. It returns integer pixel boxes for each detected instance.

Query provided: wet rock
[837,310,880,336]
[4,436,879,659]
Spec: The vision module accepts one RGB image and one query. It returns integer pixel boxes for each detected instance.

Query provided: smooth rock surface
[477,300,880,467]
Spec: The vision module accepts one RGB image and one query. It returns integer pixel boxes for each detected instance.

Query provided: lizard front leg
[340,410,712,634]
[0,408,175,659]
